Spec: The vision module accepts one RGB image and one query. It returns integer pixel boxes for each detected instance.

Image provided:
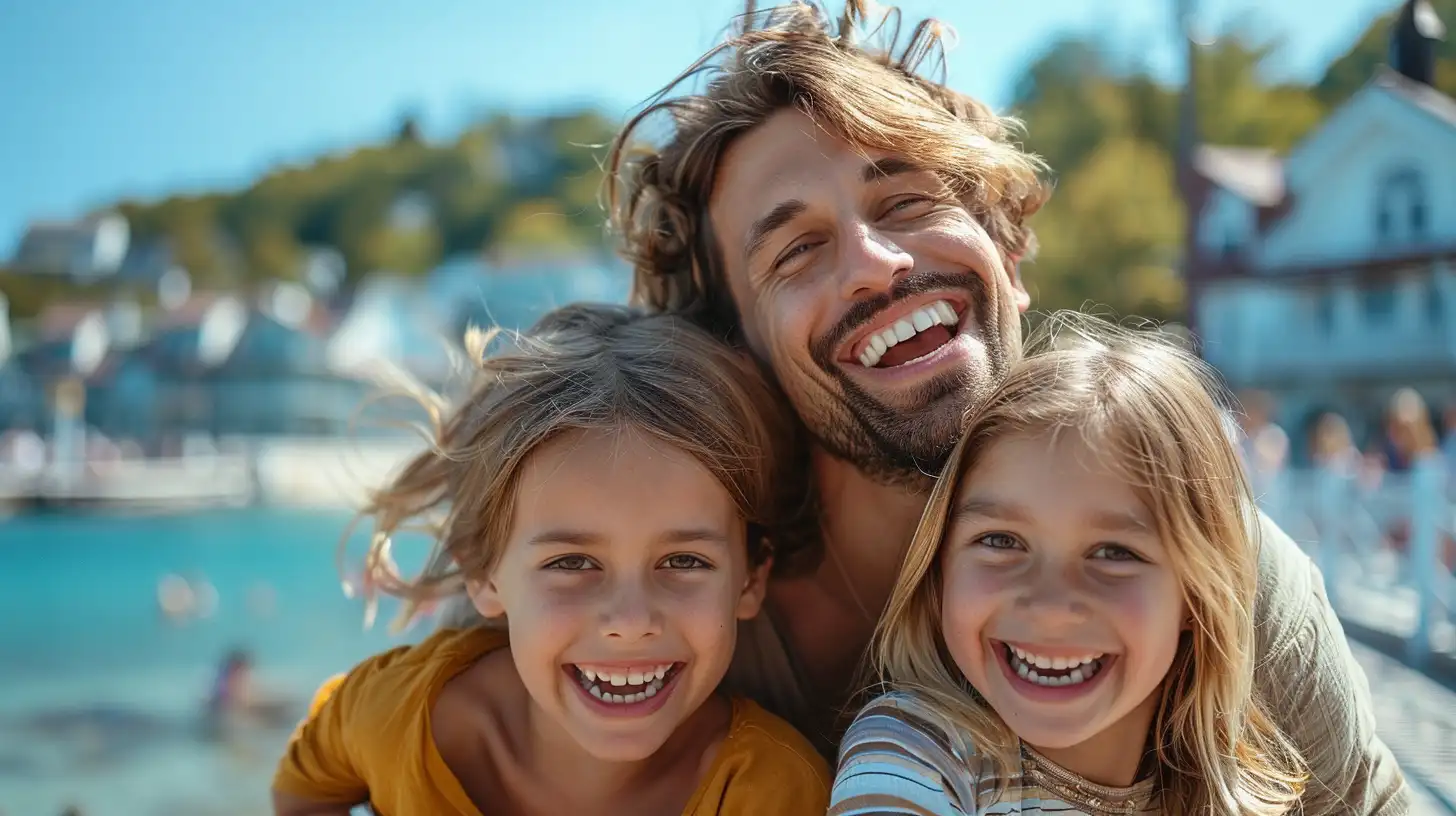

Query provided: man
[603,1,1409,812]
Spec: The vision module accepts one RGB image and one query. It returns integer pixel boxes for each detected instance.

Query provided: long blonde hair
[873,311,1306,814]
[606,0,1048,338]
[345,302,813,631]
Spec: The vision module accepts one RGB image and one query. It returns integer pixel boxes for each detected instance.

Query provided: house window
[1363,286,1397,324]
[1376,166,1428,244]
[1316,291,1335,333]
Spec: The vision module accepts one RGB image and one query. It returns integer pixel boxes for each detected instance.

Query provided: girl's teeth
[575,664,674,704]
[1007,647,1105,687]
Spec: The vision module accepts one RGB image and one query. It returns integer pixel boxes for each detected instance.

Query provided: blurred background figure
[1386,388,1440,474]
[201,648,296,740]
[1236,389,1291,514]
[1310,411,1361,478]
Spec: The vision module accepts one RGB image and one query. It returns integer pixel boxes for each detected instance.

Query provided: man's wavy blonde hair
[344,303,813,632]
[606,0,1049,337]
[873,312,1308,814]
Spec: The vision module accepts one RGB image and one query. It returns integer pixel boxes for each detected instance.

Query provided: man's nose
[598,578,664,642]
[838,221,914,301]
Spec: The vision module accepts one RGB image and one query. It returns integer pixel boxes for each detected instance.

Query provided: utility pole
[1175,0,1203,340]
[1174,0,1199,187]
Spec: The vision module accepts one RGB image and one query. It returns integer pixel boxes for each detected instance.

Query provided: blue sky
[1,0,1393,254]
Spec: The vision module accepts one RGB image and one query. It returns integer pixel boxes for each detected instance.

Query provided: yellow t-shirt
[273,627,830,815]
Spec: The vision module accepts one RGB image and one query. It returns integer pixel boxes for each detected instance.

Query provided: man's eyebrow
[862,157,924,183]
[744,199,807,262]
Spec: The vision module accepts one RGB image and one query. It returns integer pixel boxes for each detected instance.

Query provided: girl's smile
[471,427,771,762]
[941,430,1184,763]
[990,640,1117,703]
[565,661,688,717]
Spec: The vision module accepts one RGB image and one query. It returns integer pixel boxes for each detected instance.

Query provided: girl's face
[939,431,1186,760]
[472,427,769,762]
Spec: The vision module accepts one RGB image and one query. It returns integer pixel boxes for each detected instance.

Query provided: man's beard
[805,271,1010,487]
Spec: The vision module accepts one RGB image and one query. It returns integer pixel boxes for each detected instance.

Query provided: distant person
[1236,390,1290,512]
[207,649,255,718]
[203,647,295,738]
[1442,403,1456,489]
[831,315,1306,813]
[1384,389,1439,473]
[1380,388,1454,569]
[1310,411,1360,478]
[271,305,829,815]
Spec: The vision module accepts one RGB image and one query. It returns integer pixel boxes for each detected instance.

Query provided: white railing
[1260,461,1456,668]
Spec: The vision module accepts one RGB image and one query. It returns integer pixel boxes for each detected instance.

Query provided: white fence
[1263,461,1456,668]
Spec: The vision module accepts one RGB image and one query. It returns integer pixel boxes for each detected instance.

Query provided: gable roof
[1372,67,1456,129]
[1284,70,1456,183]
[1194,146,1285,206]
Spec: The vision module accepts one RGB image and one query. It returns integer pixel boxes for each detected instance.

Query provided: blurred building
[4,251,631,450]
[11,213,130,280]
[1184,0,1454,452]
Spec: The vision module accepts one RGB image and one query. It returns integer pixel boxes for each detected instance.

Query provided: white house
[11,213,130,279]
[1184,3,1455,452]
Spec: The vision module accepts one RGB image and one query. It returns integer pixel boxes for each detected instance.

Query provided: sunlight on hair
[335,303,815,635]
[871,309,1307,815]
[606,0,1048,338]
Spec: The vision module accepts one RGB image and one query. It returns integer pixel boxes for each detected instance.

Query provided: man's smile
[843,294,966,369]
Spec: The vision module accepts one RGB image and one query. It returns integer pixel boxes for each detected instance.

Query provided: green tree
[1028,137,1185,323]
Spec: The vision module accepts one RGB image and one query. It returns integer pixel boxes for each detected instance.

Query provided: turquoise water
[0,509,429,816]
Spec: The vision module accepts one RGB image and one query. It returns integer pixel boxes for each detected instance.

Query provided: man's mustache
[812,271,985,367]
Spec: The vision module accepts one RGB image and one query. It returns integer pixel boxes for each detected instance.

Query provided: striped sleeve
[829,694,974,816]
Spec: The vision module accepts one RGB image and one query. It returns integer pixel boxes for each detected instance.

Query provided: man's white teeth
[1007,645,1106,687]
[857,299,960,368]
[575,663,674,705]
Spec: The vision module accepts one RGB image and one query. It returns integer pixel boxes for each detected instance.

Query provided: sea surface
[0,509,430,816]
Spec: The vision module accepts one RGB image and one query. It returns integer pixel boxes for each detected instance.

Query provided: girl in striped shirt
[830,313,1308,815]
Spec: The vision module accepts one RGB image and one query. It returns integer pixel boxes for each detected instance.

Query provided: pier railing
[1262,461,1456,669]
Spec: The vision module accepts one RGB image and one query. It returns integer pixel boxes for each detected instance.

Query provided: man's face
[708,109,1029,484]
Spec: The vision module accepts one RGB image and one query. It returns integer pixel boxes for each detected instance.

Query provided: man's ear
[468,576,507,620]
[735,555,773,620]
[1008,253,1031,313]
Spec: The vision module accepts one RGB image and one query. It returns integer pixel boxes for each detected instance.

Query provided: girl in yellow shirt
[271,304,829,816]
